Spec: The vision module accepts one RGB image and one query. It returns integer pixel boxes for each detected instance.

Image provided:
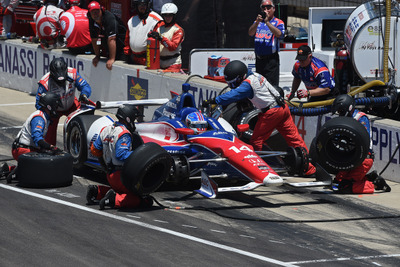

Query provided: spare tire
[17,152,73,188]
[121,142,172,196]
[315,116,370,173]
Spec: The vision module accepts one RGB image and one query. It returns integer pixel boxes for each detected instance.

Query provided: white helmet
[161,3,178,15]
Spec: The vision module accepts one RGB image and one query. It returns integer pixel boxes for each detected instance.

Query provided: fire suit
[12,110,50,160]
[33,3,64,48]
[124,11,162,65]
[215,71,316,176]
[90,122,142,208]
[153,20,184,71]
[35,67,92,145]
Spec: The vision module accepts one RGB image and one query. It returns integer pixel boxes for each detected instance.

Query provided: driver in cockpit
[186,111,208,134]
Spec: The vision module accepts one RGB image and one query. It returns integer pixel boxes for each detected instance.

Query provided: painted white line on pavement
[0,102,35,107]
[288,254,400,264]
[0,183,298,267]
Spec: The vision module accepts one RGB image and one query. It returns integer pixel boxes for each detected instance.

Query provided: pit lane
[1,86,399,266]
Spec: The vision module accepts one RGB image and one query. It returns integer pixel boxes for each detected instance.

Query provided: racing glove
[0,6,4,15]
[202,98,216,108]
[147,31,162,41]
[286,91,295,100]
[79,94,89,103]
[296,89,310,99]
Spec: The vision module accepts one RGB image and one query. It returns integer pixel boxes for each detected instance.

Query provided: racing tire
[17,152,73,188]
[121,142,172,196]
[315,116,370,173]
[66,115,101,168]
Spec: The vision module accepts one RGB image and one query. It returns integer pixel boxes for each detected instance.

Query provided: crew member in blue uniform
[248,0,285,87]
[288,45,337,102]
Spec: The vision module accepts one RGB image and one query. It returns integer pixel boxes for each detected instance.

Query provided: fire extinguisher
[146,37,160,69]
[334,46,350,94]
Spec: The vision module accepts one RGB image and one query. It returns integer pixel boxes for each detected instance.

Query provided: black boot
[374,176,391,192]
[99,189,116,210]
[140,195,154,209]
[6,166,17,184]
[86,185,98,205]
[0,163,9,178]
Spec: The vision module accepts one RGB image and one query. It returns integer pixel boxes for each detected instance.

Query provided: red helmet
[336,49,348,60]
[66,0,80,6]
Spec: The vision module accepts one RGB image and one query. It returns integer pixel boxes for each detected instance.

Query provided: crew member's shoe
[140,196,154,209]
[99,189,116,210]
[374,176,391,192]
[0,163,9,177]
[6,166,17,184]
[86,185,98,205]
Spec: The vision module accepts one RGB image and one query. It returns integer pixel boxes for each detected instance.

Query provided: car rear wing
[96,99,169,109]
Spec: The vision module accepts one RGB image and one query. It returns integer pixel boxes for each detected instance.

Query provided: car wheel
[17,152,73,188]
[315,116,370,173]
[121,142,172,196]
[283,146,309,176]
[66,115,101,168]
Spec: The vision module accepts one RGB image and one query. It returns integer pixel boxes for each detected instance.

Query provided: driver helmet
[50,58,68,86]
[38,92,62,117]
[331,94,355,117]
[224,60,248,89]
[116,105,143,133]
[186,112,208,134]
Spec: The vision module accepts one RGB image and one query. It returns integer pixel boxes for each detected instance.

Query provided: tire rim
[69,126,82,159]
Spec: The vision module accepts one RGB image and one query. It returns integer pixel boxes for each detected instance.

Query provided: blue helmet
[186,112,208,134]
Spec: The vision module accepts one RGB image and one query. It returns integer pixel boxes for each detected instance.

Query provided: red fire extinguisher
[146,37,160,69]
[334,47,350,94]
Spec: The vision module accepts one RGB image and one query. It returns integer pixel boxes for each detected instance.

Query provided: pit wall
[1,39,399,182]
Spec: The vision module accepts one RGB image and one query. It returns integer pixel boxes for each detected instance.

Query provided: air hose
[289,95,394,116]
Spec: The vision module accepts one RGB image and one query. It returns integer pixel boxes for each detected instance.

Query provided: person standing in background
[248,0,284,87]
[0,0,19,38]
[148,3,184,72]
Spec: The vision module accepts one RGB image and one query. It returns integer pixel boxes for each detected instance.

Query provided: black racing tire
[315,116,370,173]
[66,115,101,168]
[121,142,172,196]
[17,152,73,188]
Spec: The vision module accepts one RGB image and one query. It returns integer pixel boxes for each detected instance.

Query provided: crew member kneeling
[87,105,153,210]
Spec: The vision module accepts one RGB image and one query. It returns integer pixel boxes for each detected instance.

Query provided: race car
[63,83,311,197]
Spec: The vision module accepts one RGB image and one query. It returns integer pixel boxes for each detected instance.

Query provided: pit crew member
[248,0,285,87]
[6,93,62,183]
[203,60,316,176]
[35,57,92,145]
[88,1,126,70]
[331,94,391,193]
[148,3,184,72]
[60,0,93,55]
[124,0,162,65]
[87,104,153,210]
[288,45,337,102]
[33,0,65,49]
[0,0,19,37]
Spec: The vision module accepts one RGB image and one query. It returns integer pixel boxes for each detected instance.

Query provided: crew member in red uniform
[87,105,153,210]
[33,0,65,49]
[0,0,19,37]
[124,0,162,65]
[203,60,316,177]
[331,94,391,193]
[60,0,93,55]
[149,3,184,72]
[35,57,92,145]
